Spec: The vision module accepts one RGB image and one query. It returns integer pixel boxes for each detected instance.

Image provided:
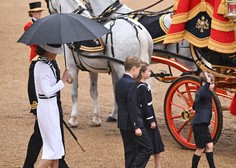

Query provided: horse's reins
[128,5,174,17]
[94,0,170,19]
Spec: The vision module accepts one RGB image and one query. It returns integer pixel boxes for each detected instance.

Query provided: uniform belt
[38,94,57,99]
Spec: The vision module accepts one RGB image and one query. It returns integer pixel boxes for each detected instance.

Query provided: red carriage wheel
[164,75,223,150]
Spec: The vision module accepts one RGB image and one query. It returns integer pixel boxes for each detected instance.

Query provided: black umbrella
[17,13,110,45]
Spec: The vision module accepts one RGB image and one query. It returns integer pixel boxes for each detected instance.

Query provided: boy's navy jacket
[115,74,144,130]
[192,82,213,125]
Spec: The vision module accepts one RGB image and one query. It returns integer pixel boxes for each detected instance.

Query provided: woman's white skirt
[37,97,65,159]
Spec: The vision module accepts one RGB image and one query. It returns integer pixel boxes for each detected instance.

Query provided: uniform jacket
[192,82,213,125]
[115,74,143,130]
[24,20,37,61]
[28,56,39,115]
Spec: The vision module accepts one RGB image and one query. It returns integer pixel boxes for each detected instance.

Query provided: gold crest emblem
[196,16,209,33]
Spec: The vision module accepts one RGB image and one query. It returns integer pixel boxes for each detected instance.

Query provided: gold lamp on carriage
[226,0,236,39]
[226,0,236,21]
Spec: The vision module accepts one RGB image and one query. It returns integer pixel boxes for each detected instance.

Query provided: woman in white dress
[34,44,71,168]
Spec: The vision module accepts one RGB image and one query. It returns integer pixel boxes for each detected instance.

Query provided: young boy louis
[191,72,216,168]
[115,56,153,168]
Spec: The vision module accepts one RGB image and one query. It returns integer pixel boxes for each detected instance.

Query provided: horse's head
[45,0,92,18]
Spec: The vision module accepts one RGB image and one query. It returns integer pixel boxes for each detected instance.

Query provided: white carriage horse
[83,0,198,71]
[45,0,153,126]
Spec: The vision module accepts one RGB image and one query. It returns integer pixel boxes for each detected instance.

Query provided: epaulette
[31,101,38,110]
[31,55,41,62]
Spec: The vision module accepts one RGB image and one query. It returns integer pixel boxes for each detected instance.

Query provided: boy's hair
[124,56,141,71]
[199,72,215,85]
[135,62,149,82]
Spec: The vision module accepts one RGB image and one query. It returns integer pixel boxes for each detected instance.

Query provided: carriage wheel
[164,75,223,150]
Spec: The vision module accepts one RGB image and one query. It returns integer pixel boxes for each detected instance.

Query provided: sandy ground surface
[0,0,236,167]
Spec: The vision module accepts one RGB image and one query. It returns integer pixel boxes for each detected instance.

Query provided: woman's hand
[61,69,71,83]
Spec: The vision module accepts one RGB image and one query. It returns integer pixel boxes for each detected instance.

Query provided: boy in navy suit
[191,72,216,168]
[115,56,153,168]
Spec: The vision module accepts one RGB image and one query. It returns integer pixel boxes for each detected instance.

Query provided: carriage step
[150,70,170,78]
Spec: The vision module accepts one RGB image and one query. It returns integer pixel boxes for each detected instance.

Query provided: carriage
[45,0,236,150]
[139,0,236,150]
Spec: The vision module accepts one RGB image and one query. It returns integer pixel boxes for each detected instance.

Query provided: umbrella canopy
[17,13,110,45]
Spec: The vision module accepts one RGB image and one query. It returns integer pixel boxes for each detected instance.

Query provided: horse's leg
[68,66,80,127]
[106,64,124,122]
[89,72,101,126]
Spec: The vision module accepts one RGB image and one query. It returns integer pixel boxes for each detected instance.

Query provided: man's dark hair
[35,46,47,56]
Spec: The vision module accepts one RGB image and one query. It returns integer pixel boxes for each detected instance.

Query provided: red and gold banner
[164,0,236,54]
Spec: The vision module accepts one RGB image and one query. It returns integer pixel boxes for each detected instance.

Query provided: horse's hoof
[68,118,78,127]
[90,123,101,127]
[106,116,117,122]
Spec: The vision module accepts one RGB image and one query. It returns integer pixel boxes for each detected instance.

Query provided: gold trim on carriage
[163,0,236,90]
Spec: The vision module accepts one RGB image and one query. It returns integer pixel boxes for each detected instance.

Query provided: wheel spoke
[176,120,190,133]
[210,120,215,126]
[171,114,182,119]
[184,83,194,105]
[186,126,193,142]
[170,101,186,110]
[176,89,189,106]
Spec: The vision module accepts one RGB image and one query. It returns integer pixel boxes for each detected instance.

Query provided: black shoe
[59,159,69,168]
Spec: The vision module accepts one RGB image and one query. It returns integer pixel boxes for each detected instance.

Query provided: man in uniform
[24,1,44,61]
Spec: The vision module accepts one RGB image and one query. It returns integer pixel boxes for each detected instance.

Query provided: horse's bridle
[83,0,93,13]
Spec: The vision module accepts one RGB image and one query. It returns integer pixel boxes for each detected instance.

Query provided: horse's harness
[45,0,178,73]
[95,0,123,19]
[66,15,144,73]
[67,4,146,72]
[47,0,86,14]
[69,1,174,72]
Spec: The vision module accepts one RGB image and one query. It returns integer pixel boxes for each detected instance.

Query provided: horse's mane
[45,0,86,13]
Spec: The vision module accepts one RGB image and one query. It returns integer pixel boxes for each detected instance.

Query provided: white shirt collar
[125,72,133,78]
[32,17,37,21]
